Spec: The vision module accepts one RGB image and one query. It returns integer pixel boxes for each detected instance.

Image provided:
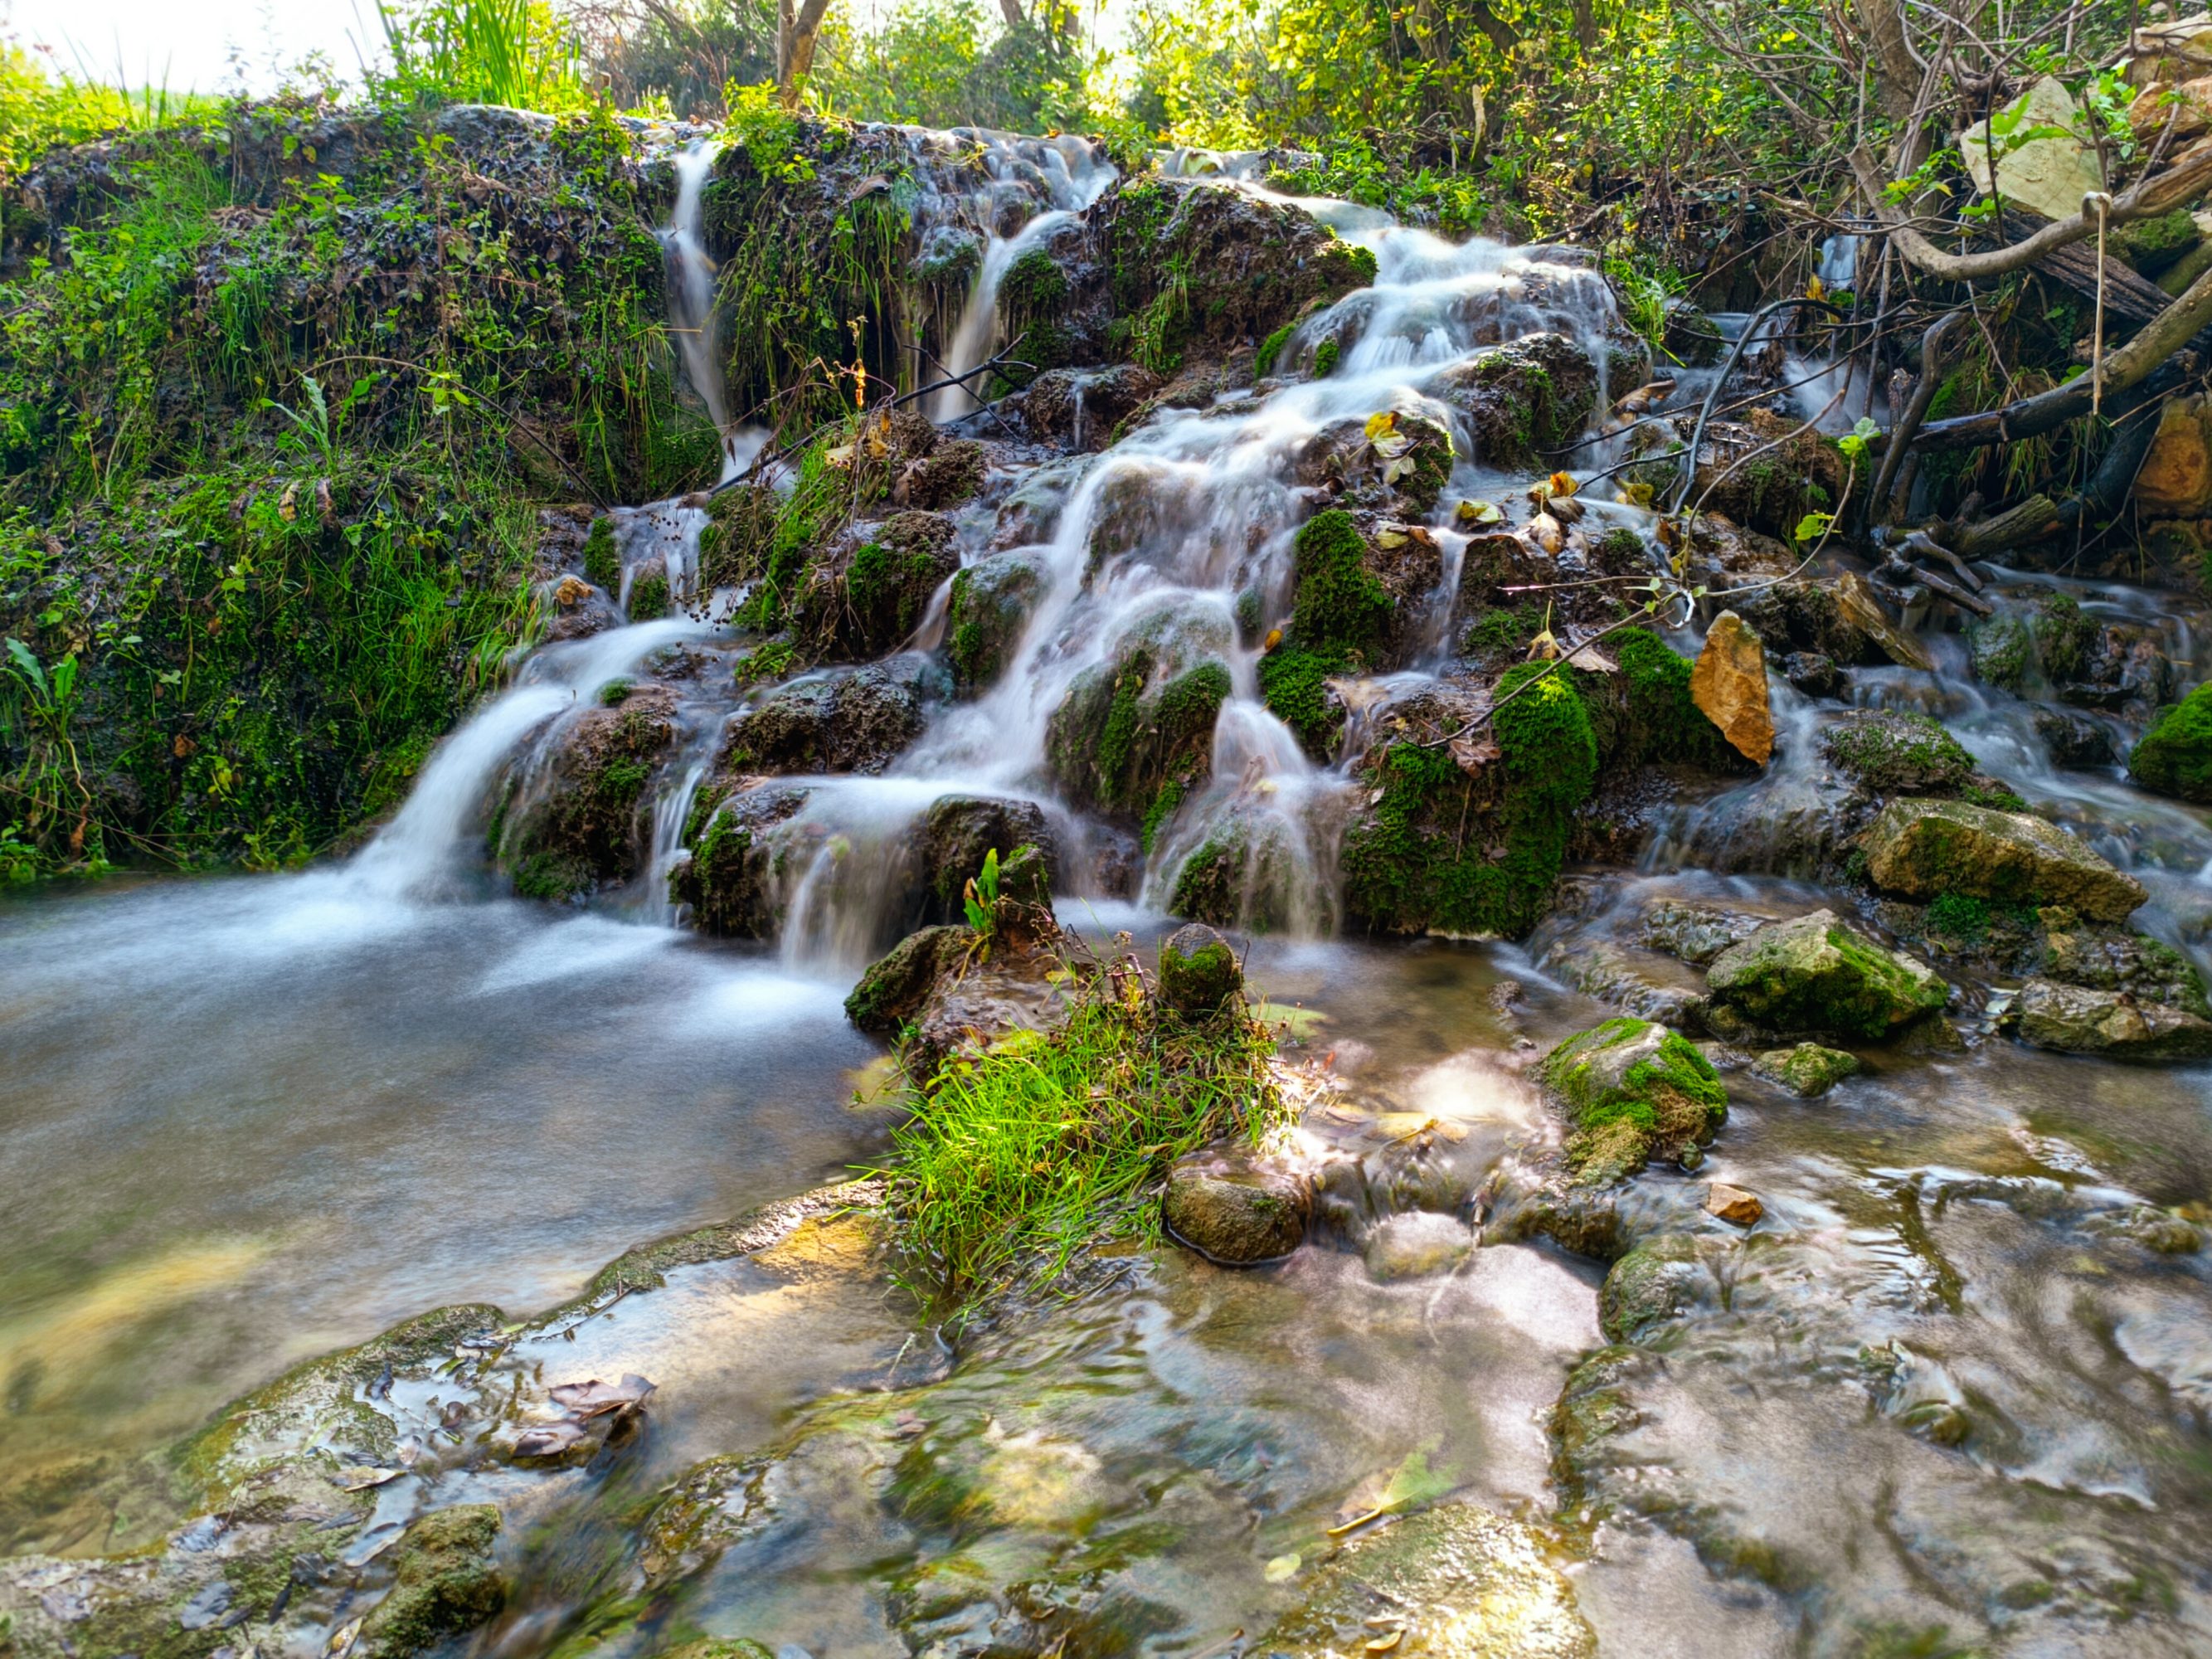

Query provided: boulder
[2035,708,2117,769]
[1598,1233,1710,1342]
[1640,898,1766,966]
[2134,395,2212,516]
[1821,708,1974,795]
[502,684,678,902]
[2130,681,2212,802]
[1047,645,1228,818]
[1364,1210,1476,1281]
[1540,1017,1728,1185]
[1258,1501,1595,1657]
[2039,913,2210,1014]
[943,549,1045,694]
[843,924,971,1034]
[2010,979,2212,1061]
[1020,364,1163,449]
[921,795,1057,917]
[669,781,810,937]
[1750,1041,1861,1097]
[361,1505,506,1659]
[1161,1160,1310,1263]
[1704,909,1949,1039]
[1158,922,1242,1017]
[1861,799,2146,922]
[1688,611,1772,765]
[718,654,947,776]
[805,511,960,658]
[1427,331,1599,469]
[895,436,986,509]
[1660,297,1725,366]
[1782,650,1845,698]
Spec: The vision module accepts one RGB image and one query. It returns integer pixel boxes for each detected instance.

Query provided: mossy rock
[944,550,1044,694]
[1158,921,1242,1017]
[844,923,972,1034]
[1259,1500,1595,1657]
[898,438,986,510]
[581,515,620,589]
[659,1642,775,1659]
[1257,508,1398,757]
[718,656,946,776]
[814,511,960,659]
[1750,1041,1861,1097]
[1045,646,1228,819]
[698,483,780,590]
[2130,680,2212,803]
[499,686,678,901]
[1704,909,1949,1039]
[1821,708,1975,795]
[2010,978,2212,1061]
[1427,331,1598,468]
[1540,1017,1728,1185]
[1161,1160,1310,1263]
[1969,615,2033,694]
[920,795,1057,919]
[361,1505,505,1659]
[1598,1233,1709,1342]
[1861,799,2146,922]
[669,782,810,937]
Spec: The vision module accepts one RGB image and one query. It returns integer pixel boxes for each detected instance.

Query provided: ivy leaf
[1794,510,1834,543]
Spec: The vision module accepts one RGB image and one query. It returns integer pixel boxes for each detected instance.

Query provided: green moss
[362,1504,506,1658]
[1823,710,1975,795]
[1542,1017,1727,1183]
[1969,616,2031,693]
[582,516,619,588]
[597,678,634,707]
[2034,594,2097,685]
[1926,892,1990,943]
[1612,626,1733,768]
[1313,338,1340,377]
[1049,649,1228,818]
[1340,661,1597,937]
[1141,777,1186,854]
[2131,681,2212,803]
[1255,322,1296,377]
[1257,509,1392,758]
[628,570,672,621]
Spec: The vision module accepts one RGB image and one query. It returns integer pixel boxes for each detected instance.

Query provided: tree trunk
[776,0,834,106]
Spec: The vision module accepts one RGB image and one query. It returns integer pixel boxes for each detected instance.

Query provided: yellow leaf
[1806,274,1826,301]
[1364,410,1398,440]
[1264,1552,1302,1583]
[1262,627,1283,652]
[1548,470,1578,499]
[1456,498,1504,525]
[1622,481,1655,508]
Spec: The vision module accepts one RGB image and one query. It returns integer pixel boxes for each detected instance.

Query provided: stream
[5,125,2212,1657]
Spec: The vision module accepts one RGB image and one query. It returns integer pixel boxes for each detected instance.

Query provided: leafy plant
[961,844,1002,932]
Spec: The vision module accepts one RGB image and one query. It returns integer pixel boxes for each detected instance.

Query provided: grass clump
[876,965,1287,1320]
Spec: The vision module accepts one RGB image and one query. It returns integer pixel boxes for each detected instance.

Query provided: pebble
[1705,1182,1763,1226]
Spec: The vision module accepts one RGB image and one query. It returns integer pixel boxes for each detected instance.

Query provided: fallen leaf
[1263,1552,1302,1583]
[824,443,856,469]
[513,1421,591,1458]
[1565,644,1617,672]
[333,1467,405,1491]
[1621,480,1656,508]
[1262,627,1283,652]
[1526,512,1563,556]
[1366,1633,1405,1654]
[279,481,299,522]
[1548,470,1578,499]
[1689,611,1774,765]
[1456,498,1504,526]
[1448,735,1501,775]
[1376,526,1410,548]
[328,1617,364,1657]
[548,1374,655,1418]
[1364,410,1398,440]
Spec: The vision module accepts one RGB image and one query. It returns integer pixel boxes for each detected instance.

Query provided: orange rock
[1689,611,1773,766]
[2137,397,2212,516]
[1705,1182,1763,1226]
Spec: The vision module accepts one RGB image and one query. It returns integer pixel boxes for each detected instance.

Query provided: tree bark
[775,0,834,105]
[1854,0,1921,122]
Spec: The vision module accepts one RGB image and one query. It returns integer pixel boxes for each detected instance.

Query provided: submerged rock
[1598,1233,1712,1341]
[1704,909,1948,1039]
[669,781,809,937]
[362,1506,506,1659]
[1158,922,1242,1017]
[1258,1501,1595,1657]
[1750,1041,1861,1097]
[1540,1017,1728,1185]
[1860,799,2147,922]
[2009,979,2212,1061]
[2129,680,2212,802]
[1364,1210,1476,1281]
[1640,898,1766,966]
[1161,1159,1310,1263]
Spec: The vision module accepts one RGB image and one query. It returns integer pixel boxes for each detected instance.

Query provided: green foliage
[582,517,620,589]
[372,0,593,111]
[876,965,1286,1318]
[1926,893,1990,944]
[812,0,1077,134]
[961,845,1001,932]
[1311,338,1340,377]
[2131,682,2212,805]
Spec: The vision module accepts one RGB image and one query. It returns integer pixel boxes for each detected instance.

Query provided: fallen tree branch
[1869,309,1969,518]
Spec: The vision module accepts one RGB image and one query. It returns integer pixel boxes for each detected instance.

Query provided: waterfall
[661,139,744,480]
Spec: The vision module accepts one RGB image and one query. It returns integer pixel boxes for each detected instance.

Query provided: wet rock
[1548,939,1710,1030]
[1660,297,1725,366]
[719,654,947,776]
[502,684,678,902]
[1733,575,1928,672]
[1640,899,1765,966]
[1674,410,1847,542]
[361,1506,505,1659]
[1161,1159,1310,1263]
[1540,1018,1728,1185]
[669,781,810,937]
[1750,1041,1861,1097]
[1704,909,1949,1040]
[805,512,960,659]
[661,1641,775,1659]
[843,924,972,1034]
[1860,799,2147,922]
[1020,364,1163,449]
[943,549,1044,695]
[2035,707,2117,769]
[1258,1500,1595,1657]
[1158,922,1242,1017]
[1364,1210,1476,1281]
[1046,644,1228,820]
[921,796,1057,917]
[2010,978,2212,1061]
[1598,1233,1709,1342]
[1689,611,1772,765]
[2129,680,2212,802]
[2039,912,2210,1013]
[1294,406,1457,515]
[1427,331,1599,468]
[1821,708,1974,795]
[1782,650,1845,698]
[909,946,1073,1073]
[895,437,986,510]
[1704,1182,1763,1226]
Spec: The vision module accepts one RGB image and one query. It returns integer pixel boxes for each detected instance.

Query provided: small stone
[1162,1160,1310,1263]
[1782,650,1845,698]
[1751,1041,1861,1097]
[1704,1182,1763,1226]
[1705,910,1948,1039]
[1158,922,1242,1018]
[1688,611,1773,765]
[1364,1211,1475,1281]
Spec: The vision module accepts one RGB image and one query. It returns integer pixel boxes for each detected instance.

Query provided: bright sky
[4,0,387,95]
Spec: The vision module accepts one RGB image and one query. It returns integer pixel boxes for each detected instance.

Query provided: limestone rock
[1364,1210,1476,1281]
[1259,1500,1596,1658]
[2010,978,2212,1061]
[1162,1160,1310,1263]
[2136,396,2212,516]
[1861,799,2147,922]
[1822,708,1975,795]
[1427,331,1600,469]
[1158,922,1242,1017]
[718,654,947,776]
[2035,708,2117,769]
[1704,909,1949,1039]
[1704,1182,1763,1226]
[1641,898,1766,966]
[943,550,1045,694]
[920,795,1057,917]
[1688,611,1773,765]
[1021,363,1163,449]
[1750,1041,1861,1097]
[1959,77,2106,222]
[362,1505,506,1659]
[1540,1017,1728,1185]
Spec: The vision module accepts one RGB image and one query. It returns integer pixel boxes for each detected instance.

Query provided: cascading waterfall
[660,139,749,481]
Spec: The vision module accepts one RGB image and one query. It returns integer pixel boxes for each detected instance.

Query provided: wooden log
[1951,494,2063,559]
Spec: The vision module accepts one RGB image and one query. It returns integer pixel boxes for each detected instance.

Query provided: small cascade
[659,140,746,480]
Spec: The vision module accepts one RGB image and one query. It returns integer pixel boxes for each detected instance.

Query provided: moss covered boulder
[2010,978,2212,1061]
[1021,364,1163,449]
[668,781,809,937]
[2130,681,2212,802]
[1259,1500,1595,1657]
[1159,922,1242,1017]
[1162,1159,1310,1263]
[1427,331,1599,468]
[1861,799,2146,922]
[1257,508,1398,757]
[807,512,960,659]
[897,437,986,510]
[500,684,678,902]
[944,550,1045,694]
[1750,1041,1861,1097]
[1821,708,1976,795]
[844,923,972,1034]
[1598,1233,1713,1342]
[920,795,1057,918]
[1046,646,1228,821]
[1704,909,1949,1039]
[361,1505,505,1659]
[1540,1017,1728,1185]
[719,654,947,776]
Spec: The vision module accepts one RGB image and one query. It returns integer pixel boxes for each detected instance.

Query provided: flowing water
[7,127,2212,1658]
